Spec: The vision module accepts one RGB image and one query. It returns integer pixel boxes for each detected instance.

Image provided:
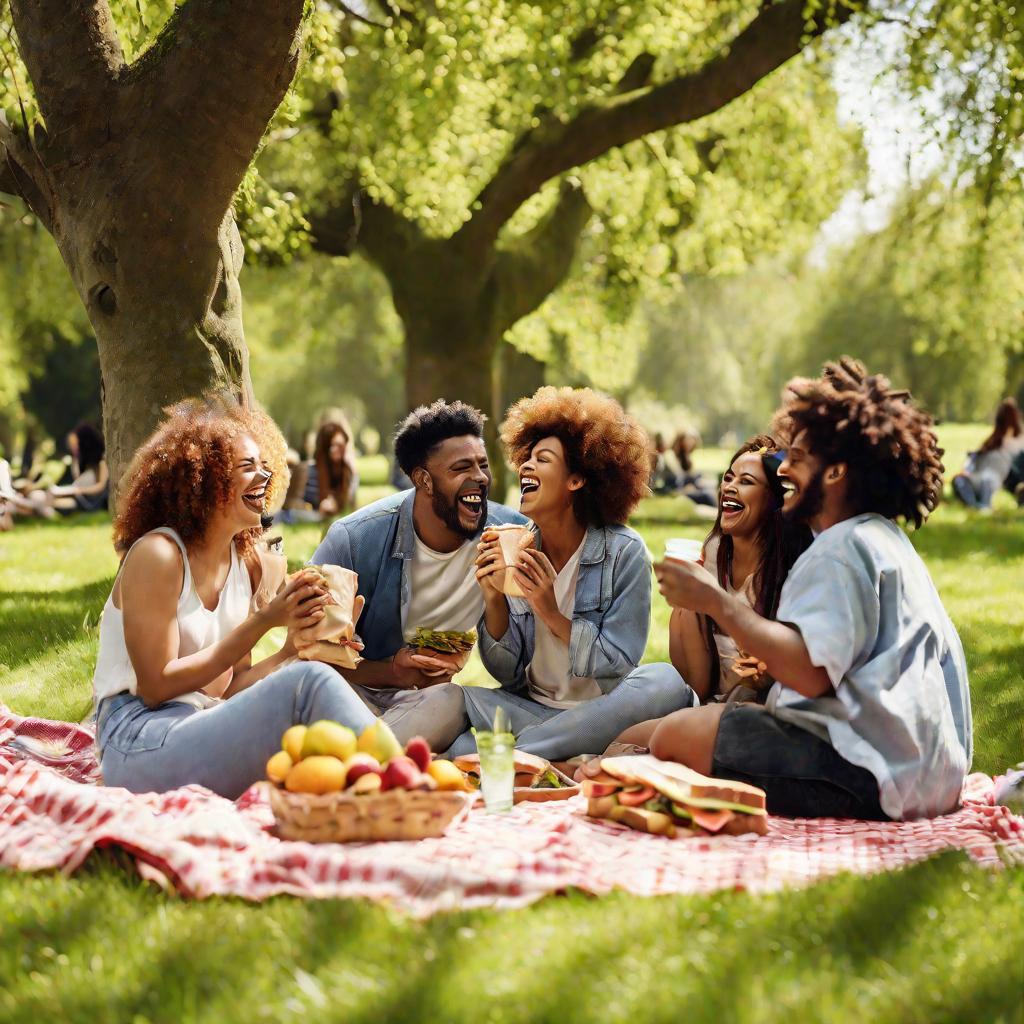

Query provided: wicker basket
[263,782,476,843]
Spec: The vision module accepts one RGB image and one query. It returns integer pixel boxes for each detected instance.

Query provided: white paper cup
[665,538,704,563]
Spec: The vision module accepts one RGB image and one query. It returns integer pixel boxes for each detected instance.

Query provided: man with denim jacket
[312,400,526,750]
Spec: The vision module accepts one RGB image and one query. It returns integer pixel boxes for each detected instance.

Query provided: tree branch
[308,190,426,277]
[9,0,123,151]
[490,179,592,332]
[459,0,856,250]
[0,115,53,231]
[132,0,308,230]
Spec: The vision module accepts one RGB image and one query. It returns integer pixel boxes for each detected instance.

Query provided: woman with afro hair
[446,387,693,762]
[92,397,373,799]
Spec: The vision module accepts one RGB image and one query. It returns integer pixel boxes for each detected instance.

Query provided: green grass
[1,431,1022,1023]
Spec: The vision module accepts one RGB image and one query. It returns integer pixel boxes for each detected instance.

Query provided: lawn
[1,429,1022,1023]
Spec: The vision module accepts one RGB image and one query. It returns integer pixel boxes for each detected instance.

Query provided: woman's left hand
[653,558,722,614]
[512,548,559,619]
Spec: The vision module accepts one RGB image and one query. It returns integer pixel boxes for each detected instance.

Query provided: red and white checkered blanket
[2,705,1022,917]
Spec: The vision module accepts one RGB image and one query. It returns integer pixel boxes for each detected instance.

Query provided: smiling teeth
[461,494,482,504]
[520,477,539,493]
[721,500,743,511]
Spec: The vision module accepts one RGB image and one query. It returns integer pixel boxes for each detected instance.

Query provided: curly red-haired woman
[93,398,373,798]
[446,386,691,761]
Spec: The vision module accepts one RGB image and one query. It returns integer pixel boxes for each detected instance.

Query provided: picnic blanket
[2,705,1023,917]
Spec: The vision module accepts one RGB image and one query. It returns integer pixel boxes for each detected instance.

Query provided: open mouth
[458,490,485,516]
[519,476,540,498]
[780,481,798,500]
[242,487,267,515]
[720,498,744,516]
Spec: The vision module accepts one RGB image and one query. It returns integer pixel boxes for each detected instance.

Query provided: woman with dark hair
[953,398,1024,510]
[280,416,360,523]
[92,397,373,799]
[575,435,812,777]
[21,422,109,518]
[670,435,813,705]
[446,386,689,761]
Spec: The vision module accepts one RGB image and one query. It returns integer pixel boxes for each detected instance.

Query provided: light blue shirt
[766,513,972,820]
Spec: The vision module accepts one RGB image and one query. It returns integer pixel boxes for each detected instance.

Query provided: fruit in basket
[357,720,403,764]
[427,759,469,792]
[349,772,383,795]
[380,755,421,791]
[344,752,382,783]
[301,720,357,761]
[404,736,432,773]
[285,755,347,794]
[266,750,293,784]
[281,724,307,762]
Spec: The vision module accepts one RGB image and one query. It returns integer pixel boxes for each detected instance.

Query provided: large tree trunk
[2,0,309,501]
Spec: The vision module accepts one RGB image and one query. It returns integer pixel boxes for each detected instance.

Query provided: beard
[783,466,826,525]
[430,479,489,540]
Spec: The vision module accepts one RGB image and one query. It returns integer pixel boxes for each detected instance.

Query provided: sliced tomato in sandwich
[617,785,657,807]
[688,807,735,833]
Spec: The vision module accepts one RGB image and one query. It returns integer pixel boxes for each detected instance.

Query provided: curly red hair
[501,386,652,526]
[113,396,288,558]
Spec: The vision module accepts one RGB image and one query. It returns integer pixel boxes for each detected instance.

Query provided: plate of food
[453,748,580,803]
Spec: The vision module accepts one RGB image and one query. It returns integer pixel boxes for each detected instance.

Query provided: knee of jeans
[621,663,691,699]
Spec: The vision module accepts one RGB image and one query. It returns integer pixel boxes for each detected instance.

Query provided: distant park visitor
[952,397,1024,511]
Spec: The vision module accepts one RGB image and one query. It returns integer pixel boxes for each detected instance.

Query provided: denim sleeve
[569,539,651,691]
[311,519,354,569]
[478,608,528,690]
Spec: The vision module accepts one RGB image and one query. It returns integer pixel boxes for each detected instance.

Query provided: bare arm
[655,559,833,700]
[121,537,326,707]
[668,608,713,703]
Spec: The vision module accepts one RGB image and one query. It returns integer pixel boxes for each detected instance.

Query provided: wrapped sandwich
[482,523,535,598]
[584,754,768,838]
[293,564,362,671]
[407,627,477,673]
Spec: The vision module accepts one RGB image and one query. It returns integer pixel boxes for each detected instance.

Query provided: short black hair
[393,400,486,475]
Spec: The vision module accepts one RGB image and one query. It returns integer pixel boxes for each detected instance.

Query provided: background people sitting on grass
[447,387,680,762]
[12,422,109,519]
[93,397,374,799]
[312,400,526,751]
[632,359,972,820]
[952,397,1024,511]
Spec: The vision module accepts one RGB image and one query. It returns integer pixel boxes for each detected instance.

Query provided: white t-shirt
[403,535,484,641]
[527,538,602,709]
[767,513,972,820]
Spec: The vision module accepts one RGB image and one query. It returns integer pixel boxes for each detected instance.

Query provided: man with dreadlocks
[647,358,972,820]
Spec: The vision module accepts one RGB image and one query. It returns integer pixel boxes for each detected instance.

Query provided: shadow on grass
[0,580,112,672]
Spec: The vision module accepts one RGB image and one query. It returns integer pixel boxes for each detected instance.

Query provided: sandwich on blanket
[293,564,362,670]
[453,748,571,791]
[584,754,768,837]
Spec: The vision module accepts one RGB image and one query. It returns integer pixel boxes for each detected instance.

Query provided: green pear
[301,720,358,761]
[356,720,403,764]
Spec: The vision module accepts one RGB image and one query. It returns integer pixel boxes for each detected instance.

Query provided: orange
[266,750,293,785]
[284,755,347,794]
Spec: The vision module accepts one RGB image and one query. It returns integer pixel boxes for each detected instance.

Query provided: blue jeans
[96,660,375,799]
[446,663,698,760]
[953,474,996,509]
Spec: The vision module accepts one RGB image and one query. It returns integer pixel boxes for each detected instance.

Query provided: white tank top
[92,527,253,709]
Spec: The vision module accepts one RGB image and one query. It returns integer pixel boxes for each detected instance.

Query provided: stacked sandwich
[407,627,477,673]
[584,754,768,837]
[453,748,572,792]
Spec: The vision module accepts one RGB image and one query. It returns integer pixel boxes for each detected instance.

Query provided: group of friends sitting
[91,358,973,823]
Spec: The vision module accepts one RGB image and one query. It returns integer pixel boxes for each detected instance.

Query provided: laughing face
[718,451,774,539]
[231,434,273,529]
[422,435,491,539]
[518,435,584,520]
[777,431,827,524]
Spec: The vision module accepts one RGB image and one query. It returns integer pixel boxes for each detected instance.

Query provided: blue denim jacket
[311,489,527,662]
[478,524,651,695]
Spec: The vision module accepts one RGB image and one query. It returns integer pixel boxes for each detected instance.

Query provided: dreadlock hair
[773,357,945,529]
[700,435,813,695]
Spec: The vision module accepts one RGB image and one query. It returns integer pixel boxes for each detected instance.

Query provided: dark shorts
[711,704,889,820]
